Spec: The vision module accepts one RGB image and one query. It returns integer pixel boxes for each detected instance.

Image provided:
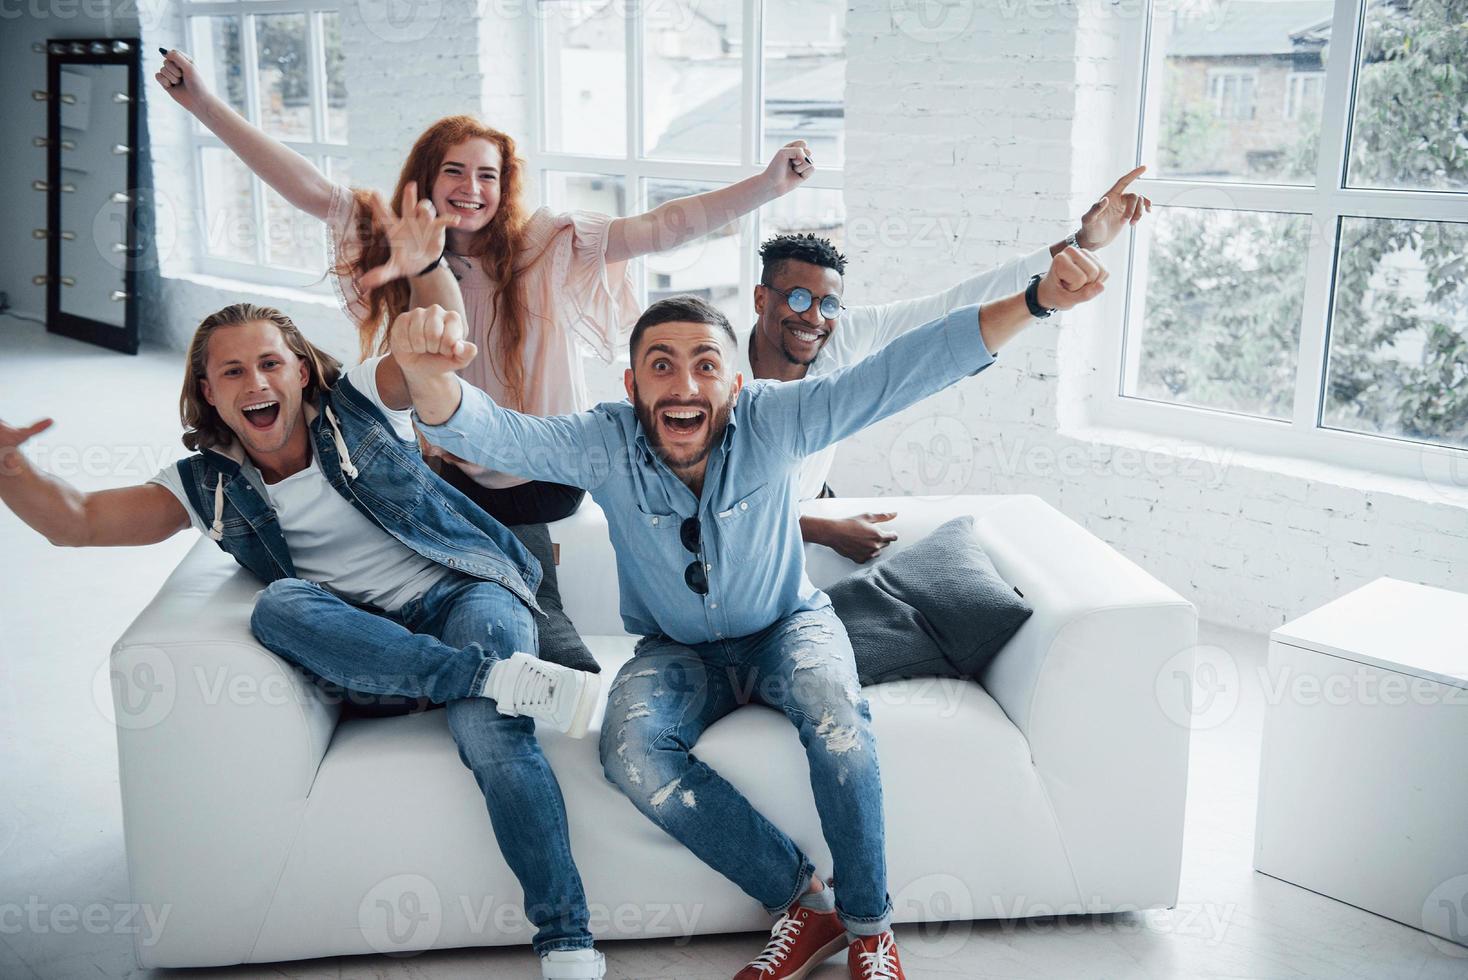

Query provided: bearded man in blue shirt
[394,241,1108,980]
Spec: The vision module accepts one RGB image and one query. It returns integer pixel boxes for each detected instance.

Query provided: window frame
[1094,0,1468,484]
[525,0,845,326]
[182,0,346,290]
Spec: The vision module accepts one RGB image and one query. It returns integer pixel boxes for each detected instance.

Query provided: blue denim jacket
[173,373,543,612]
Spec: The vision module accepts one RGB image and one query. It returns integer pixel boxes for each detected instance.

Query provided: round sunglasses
[761,281,845,321]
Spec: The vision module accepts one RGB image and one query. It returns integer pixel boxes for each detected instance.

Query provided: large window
[531,0,846,337]
[184,0,347,286]
[1112,0,1468,480]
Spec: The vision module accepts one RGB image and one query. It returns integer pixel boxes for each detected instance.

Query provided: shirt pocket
[710,483,771,568]
[631,506,689,573]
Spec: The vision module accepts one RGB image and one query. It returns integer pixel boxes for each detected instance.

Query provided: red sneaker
[847,932,905,979]
[733,900,848,979]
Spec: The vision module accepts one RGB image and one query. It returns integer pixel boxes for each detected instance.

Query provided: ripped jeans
[598,605,891,936]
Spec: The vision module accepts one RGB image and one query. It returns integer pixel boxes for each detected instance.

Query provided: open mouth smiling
[241,399,281,430]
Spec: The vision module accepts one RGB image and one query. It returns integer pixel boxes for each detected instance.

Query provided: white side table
[1254,577,1468,950]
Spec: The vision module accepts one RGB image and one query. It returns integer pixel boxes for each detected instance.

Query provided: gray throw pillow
[507,522,601,674]
[827,515,1031,686]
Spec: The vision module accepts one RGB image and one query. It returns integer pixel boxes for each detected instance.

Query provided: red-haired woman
[155,50,813,529]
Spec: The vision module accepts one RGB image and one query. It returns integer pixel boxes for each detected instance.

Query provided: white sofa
[110,494,1196,968]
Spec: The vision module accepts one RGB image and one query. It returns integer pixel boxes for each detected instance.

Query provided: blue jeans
[250,575,593,954]
[598,605,892,935]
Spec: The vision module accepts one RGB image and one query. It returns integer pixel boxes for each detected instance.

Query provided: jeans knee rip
[814,707,863,755]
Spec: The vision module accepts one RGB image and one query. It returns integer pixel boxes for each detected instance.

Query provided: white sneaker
[484,652,601,739]
[541,946,606,979]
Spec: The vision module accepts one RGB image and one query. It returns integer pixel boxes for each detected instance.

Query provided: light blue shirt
[416,304,995,645]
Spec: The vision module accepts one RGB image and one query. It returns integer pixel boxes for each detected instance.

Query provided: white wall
[835,0,1467,633]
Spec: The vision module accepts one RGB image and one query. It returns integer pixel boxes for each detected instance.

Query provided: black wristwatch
[1025,273,1055,319]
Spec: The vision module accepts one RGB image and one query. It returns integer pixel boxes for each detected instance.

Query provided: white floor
[1,323,1463,980]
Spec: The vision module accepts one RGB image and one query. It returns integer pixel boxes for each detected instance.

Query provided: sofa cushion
[828,515,1032,685]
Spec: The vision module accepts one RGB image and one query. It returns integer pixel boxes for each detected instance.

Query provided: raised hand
[1078,165,1153,250]
[389,305,478,379]
[762,140,815,196]
[154,49,211,113]
[0,417,52,477]
[1036,246,1108,312]
[359,183,461,292]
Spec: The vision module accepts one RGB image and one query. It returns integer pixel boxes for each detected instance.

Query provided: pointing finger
[1108,165,1147,195]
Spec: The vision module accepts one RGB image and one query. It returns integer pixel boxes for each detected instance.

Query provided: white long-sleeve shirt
[738,246,1052,499]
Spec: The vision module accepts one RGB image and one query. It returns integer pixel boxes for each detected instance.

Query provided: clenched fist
[1035,246,1109,312]
[388,305,478,378]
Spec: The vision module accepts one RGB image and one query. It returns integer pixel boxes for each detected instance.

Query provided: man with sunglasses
[747,167,1152,563]
[392,241,1108,979]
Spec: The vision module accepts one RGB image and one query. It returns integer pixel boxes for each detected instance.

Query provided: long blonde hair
[180,304,342,452]
[340,116,531,408]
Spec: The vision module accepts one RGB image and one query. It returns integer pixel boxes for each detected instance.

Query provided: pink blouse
[325,183,641,488]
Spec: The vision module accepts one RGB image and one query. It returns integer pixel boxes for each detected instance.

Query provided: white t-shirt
[150,357,453,613]
[738,247,1052,500]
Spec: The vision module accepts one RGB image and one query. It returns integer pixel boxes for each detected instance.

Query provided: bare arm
[604,141,815,263]
[1,419,190,547]
[156,50,335,221]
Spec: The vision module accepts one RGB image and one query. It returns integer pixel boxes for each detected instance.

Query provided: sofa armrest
[801,494,1197,909]
[111,538,340,968]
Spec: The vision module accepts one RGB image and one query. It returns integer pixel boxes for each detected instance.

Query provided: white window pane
[264,181,325,272]
[543,171,627,216]
[642,0,743,163]
[762,0,845,167]
[1124,206,1308,420]
[641,178,744,328]
[1347,0,1468,193]
[323,12,348,143]
[541,0,626,157]
[199,147,256,263]
[1149,0,1331,184]
[1323,217,1468,448]
[255,13,312,141]
[189,17,245,121]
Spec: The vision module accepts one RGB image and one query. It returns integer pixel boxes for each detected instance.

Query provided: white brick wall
[838,0,1467,633]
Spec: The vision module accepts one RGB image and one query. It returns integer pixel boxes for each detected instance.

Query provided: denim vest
[173,374,543,614]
